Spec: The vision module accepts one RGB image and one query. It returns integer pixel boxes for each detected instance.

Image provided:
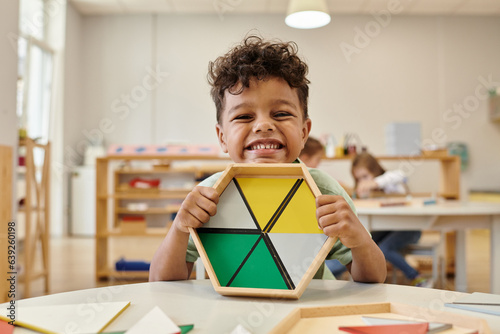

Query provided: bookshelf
[95,155,229,280]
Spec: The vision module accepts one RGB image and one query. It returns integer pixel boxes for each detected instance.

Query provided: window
[17,0,54,145]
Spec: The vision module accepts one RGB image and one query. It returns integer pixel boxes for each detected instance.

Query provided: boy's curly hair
[208,35,310,124]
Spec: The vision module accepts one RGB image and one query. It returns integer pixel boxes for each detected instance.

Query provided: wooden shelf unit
[17,138,51,298]
[95,155,229,281]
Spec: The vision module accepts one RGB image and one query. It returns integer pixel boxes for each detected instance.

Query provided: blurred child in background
[351,152,432,287]
[299,136,324,168]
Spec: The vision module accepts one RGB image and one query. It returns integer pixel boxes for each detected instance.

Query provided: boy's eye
[274,111,293,118]
[233,114,253,121]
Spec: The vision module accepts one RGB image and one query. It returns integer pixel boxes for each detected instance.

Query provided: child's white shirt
[374,170,407,194]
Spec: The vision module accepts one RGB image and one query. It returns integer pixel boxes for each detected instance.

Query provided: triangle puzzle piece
[0,301,130,334]
[268,233,328,286]
[236,177,297,230]
[0,319,14,334]
[269,181,321,234]
[125,306,180,334]
[362,316,452,333]
[229,236,289,289]
[339,323,428,334]
[199,232,260,286]
[202,179,258,230]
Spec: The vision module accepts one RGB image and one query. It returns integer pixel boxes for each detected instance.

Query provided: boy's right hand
[173,186,219,234]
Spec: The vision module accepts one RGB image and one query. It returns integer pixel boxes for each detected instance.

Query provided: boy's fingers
[186,206,212,225]
[317,211,333,229]
[187,186,218,216]
[316,196,350,217]
[316,194,343,207]
[316,204,334,222]
[316,196,354,234]
[321,220,342,237]
[195,186,219,204]
[194,194,218,217]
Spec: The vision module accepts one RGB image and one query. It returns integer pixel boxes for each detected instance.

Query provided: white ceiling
[70,0,500,16]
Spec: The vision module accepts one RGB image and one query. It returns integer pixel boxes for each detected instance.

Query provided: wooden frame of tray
[269,302,491,334]
[189,163,337,299]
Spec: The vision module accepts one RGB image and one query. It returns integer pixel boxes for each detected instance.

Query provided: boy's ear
[302,118,312,146]
[216,123,228,153]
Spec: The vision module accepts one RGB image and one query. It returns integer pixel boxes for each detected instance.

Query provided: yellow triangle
[270,182,323,234]
[236,178,297,230]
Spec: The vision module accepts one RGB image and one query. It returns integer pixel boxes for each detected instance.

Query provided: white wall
[63,3,84,235]
[0,1,19,219]
[64,3,84,165]
[65,13,500,192]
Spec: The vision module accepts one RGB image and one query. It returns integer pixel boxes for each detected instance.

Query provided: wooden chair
[391,231,446,288]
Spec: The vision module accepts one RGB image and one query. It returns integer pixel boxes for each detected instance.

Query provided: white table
[3,280,500,333]
[355,201,500,293]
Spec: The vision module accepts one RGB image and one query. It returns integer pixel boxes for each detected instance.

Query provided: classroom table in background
[355,200,500,294]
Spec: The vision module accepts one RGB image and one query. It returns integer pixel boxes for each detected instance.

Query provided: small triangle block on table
[339,322,428,334]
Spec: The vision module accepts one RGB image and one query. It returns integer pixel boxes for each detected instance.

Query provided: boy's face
[216,77,311,164]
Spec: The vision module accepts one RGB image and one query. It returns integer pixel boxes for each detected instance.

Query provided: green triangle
[199,233,259,287]
[229,237,289,290]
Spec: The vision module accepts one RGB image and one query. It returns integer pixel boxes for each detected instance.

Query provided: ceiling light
[285,0,331,29]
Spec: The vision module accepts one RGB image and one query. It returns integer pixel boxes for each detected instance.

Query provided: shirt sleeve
[186,237,199,263]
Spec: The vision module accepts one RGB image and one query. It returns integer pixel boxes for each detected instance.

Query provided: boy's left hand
[316,195,371,249]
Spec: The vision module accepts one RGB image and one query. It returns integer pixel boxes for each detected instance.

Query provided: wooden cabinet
[1,145,13,302]
[95,155,228,281]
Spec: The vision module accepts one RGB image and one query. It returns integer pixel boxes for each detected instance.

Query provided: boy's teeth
[252,144,278,150]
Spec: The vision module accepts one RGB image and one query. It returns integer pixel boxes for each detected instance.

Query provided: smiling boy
[149,35,386,283]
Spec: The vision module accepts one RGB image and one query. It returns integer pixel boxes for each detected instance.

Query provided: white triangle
[202,179,258,230]
[125,306,180,334]
[267,233,328,287]
[0,301,130,334]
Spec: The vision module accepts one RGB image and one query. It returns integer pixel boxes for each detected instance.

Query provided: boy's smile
[216,77,311,164]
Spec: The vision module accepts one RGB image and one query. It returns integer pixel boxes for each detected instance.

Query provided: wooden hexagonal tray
[269,302,491,333]
[190,163,337,299]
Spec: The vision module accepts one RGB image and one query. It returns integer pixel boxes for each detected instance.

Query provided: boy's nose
[253,118,275,133]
